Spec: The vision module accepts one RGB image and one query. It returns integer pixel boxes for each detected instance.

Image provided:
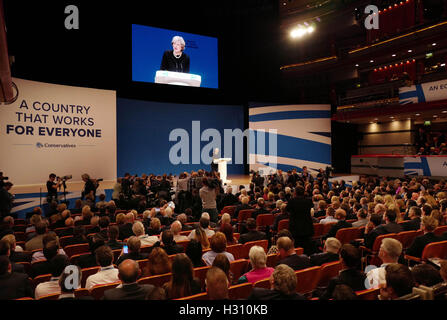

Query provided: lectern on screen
[132,24,218,89]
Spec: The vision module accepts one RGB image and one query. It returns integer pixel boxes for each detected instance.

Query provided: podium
[155,70,201,87]
[213,158,232,185]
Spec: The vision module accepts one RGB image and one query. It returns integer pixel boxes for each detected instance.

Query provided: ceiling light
[415,113,421,116]
[432,43,437,46]
[307,26,315,34]
[370,60,374,63]
[433,115,438,117]
[441,63,446,67]
[392,54,396,57]
[442,111,447,113]
[408,49,412,53]
[355,64,359,67]
[390,116,394,119]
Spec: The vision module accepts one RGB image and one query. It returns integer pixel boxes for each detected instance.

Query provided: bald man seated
[103,259,166,300]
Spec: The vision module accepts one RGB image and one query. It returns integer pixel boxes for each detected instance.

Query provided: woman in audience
[212,253,233,284]
[238,245,274,284]
[81,205,93,225]
[162,253,202,299]
[65,225,89,246]
[147,217,162,236]
[144,247,172,276]
[202,232,235,266]
[193,226,210,250]
[220,223,237,245]
[185,239,205,268]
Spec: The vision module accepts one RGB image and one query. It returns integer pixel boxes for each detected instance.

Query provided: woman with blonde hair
[193,226,210,250]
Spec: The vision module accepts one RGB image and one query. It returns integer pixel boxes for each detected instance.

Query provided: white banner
[0,78,117,185]
[404,156,447,177]
[399,79,447,105]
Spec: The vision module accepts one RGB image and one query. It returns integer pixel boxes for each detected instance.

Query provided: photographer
[81,173,96,202]
[0,172,9,189]
[199,177,219,223]
[46,173,61,204]
[0,182,14,218]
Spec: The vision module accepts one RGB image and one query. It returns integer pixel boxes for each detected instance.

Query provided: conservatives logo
[36,142,76,148]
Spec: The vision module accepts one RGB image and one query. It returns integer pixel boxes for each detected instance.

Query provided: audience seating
[237,209,253,222]
[37,293,60,300]
[405,240,447,264]
[140,245,153,255]
[335,227,364,244]
[322,222,337,235]
[221,206,236,216]
[59,236,74,248]
[253,278,270,289]
[277,219,289,232]
[176,240,190,252]
[193,265,211,289]
[69,252,92,265]
[226,244,244,260]
[266,253,280,268]
[89,281,121,300]
[13,225,26,233]
[434,226,447,237]
[228,282,253,299]
[112,249,121,263]
[243,239,268,258]
[137,272,172,288]
[14,219,26,225]
[360,233,399,268]
[64,243,90,258]
[256,214,274,229]
[396,230,423,250]
[229,259,249,283]
[175,292,208,300]
[233,233,240,241]
[16,261,31,275]
[32,273,52,289]
[295,247,304,255]
[317,260,343,288]
[312,223,324,239]
[80,266,101,288]
[179,230,191,236]
[74,288,90,298]
[15,297,34,300]
[295,266,321,296]
[137,259,149,272]
[356,287,380,300]
[14,232,26,242]
[54,227,70,236]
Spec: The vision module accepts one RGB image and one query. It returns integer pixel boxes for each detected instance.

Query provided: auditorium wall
[116,98,245,176]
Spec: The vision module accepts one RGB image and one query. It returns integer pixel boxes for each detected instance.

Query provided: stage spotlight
[307,26,315,33]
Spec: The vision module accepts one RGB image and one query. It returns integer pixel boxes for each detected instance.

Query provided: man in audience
[85,245,119,290]
[76,234,105,269]
[379,263,415,300]
[34,254,69,299]
[97,216,110,240]
[116,236,148,266]
[103,259,165,300]
[30,240,59,278]
[177,213,193,231]
[132,221,159,247]
[239,218,266,244]
[25,221,48,251]
[187,215,215,240]
[362,214,387,249]
[1,234,31,263]
[219,186,238,209]
[248,264,306,300]
[275,236,312,270]
[0,256,33,299]
[310,237,341,266]
[59,217,75,237]
[406,215,442,258]
[233,196,252,220]
[171,220,188,242]
[106,225,124,250]
[157,230,184,255]
[118,212,135,241]
[0,216,14,239]
[0,240,25,273]
[323,209,352,240]
[25,214,42,240]
[31,232,66,262]
[366,238,403,288]
[319,207,337,224]
[252,198,270,220]
[400,206,422,231]
[352,208,368,228]
[206,266,229,300]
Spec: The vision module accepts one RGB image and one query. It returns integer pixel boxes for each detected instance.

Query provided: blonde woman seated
[238,245,274,284]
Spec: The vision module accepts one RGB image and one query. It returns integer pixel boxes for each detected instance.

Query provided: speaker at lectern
[155,70,202,87]
[213,158,232,185]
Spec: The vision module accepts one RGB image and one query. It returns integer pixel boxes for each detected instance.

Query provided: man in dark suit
[149,230,184,255]
[285,186,314,255]
[276,236,312,271]
[248,264,305,300]
[320,244,366,300]
[322,209,352,240]
[251,198,270,220]
[375,209,403,235]
[362,214,384,249]
[400,206,422,231]
[238,218,266,244]
[0,256,33,299]
[103,259,165,300]
[30,240,59,278]
[310,237,341,266]
[106,225,124,250]
[406,215,442,258]
[97,216,110,240]
[118,213,135,241]
[219,187,238,209]
[76,235,105,269]
[233,197,252,220]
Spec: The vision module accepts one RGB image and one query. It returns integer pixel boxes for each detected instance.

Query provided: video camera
[57,175,72,181]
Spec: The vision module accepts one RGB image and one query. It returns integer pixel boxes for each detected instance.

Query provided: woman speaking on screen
[160,35,190,73]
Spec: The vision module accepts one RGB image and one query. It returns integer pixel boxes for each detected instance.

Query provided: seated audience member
[233,196,252,219]
[0,216,14,239]
[406,215,442,258]
[320,244,366,300]
[85,245,119,290]
[332,284,358,300]
[272,203,289,232]
[252,198,270,220]
[238,246,274,284]
[158,230,184,255]
[58,265,93,300]
[185,239,205,268]
[206,267,230,300]
[440,260,447,282]
[314,200,327,218]
[177,213,193,231]
[1,234,31,263]
[97,216,110,240]
[267,229,294,255]
[202,232,235,266]
[365,238,402,288]
[25,214,42,240]
[219,186,238,209]
[319,207,338,224]
[378,209,404,234]
[400,206,422,231]
[0,240,25,273]
[71,199,83,214]
[103,259,166,300]
[81,206,93,226]
[144,247,172,276]
[352,208,368,228]
[147,217,162,236]
[0,256,33,300]
[96,194,107,209]
[59,217,75,237]
[30,240,59,278]
[188,215,215,240]
[379,263,415,300]
[31,232,66,262]
[106,225,124,250]
[76,234,105,269]
[171,220,188,242]
[411,264,443,287]
[162,254,201,299]
[276,236,312,271]
[116,236,149,266]
[25,221,48,251]
[362,214,386,249]
[323,209,352,240]
[310,237,341,266]
[216,213,232,231]
[65,225,89,247]
[34,254,69,299]
[212,253,232,284]
[239,218,266,244]
[132,221,159,247]
[118,212,135,241]
[220,223,237,245]
[248,264,305,300]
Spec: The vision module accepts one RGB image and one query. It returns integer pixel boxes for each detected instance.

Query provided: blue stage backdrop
[117,98,245,176]
[132,24,219,89]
